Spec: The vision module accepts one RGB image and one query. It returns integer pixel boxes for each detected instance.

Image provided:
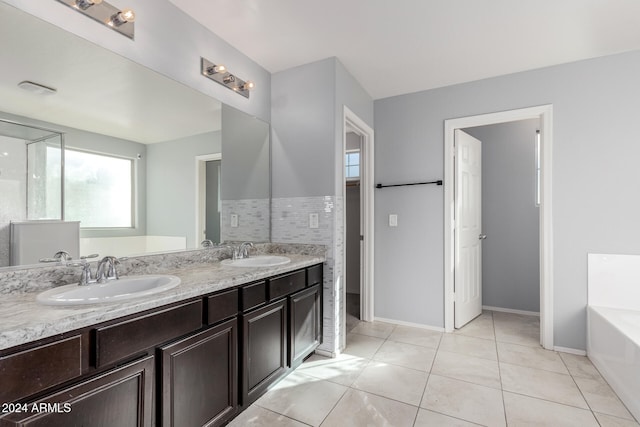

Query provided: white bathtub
[587,306,640,420]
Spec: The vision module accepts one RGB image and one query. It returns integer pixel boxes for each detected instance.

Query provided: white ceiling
[168,0,640,100]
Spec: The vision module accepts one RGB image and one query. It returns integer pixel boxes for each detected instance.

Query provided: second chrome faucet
[70,255,122,286]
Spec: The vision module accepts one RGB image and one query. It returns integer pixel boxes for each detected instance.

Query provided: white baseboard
[483,305,540,317]
[373,316,445,332]
[554,346,586,356]
[314,348,336,358]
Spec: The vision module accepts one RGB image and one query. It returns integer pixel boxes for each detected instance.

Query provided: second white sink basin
[36,275,181,306]
[221,255,291,268]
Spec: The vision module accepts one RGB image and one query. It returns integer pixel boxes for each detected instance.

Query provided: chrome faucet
[234,242,254,260]
[96,256,121,283]
[39,250,73,263]
[201,239,215,248]
[69,255,121,286]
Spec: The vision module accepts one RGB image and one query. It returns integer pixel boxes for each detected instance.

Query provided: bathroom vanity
[0,251,324,427]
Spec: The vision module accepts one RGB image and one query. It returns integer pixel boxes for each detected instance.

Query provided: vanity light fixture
[55,0,136,39]
[201,57,255,99]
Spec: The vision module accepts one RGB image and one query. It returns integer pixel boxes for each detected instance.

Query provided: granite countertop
[0,252,325,351]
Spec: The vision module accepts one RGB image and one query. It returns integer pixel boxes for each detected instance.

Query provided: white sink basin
[36,275,181,306]
[221,255,291,268]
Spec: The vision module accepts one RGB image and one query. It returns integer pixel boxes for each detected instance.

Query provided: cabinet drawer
[1,356,154,427]
[240,281,266,312]
[307,264,323,287]
[95,300,202,368]
[0,336,82,403]
[268,270,306,300]
[206,288,239,325]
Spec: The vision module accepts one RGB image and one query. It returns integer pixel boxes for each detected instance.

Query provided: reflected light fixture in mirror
[56,0,136,39]
[201,57,255,99]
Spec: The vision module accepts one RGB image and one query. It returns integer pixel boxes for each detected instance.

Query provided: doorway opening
[195,153,222,246]
[341,106,375,350]
[444,105,554,350]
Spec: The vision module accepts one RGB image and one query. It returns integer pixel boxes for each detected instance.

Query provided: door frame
[195,153,222,245]
[443,104,554,350]
[342,106,375,328]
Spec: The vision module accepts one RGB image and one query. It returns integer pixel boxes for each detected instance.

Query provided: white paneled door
[454,129,483,328]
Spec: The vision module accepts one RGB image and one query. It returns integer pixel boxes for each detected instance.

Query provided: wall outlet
[230,214,239,228]
[309,213,319,229]
[389,214,398,227]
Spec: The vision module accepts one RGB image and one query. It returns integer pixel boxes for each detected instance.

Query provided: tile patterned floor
[229,311,639,426]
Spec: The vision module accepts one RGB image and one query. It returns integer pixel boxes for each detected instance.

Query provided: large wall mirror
[0,2,270,268]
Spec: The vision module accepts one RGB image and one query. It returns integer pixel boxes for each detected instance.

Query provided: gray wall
[146,131,221,249]
[3,0,271,122]
[272,58,336,198]
[374,49,640,350]
[465,119,540,313]
[346,185,361,294]
[221,104,270,200]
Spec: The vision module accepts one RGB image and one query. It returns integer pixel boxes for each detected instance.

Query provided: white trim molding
[444,105,554,350]
[342,106,375,329]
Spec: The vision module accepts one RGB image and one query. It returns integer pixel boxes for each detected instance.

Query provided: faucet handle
[67,260,93,286]
[80,253,99,260]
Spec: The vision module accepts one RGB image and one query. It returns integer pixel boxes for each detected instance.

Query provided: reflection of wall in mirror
[0,135,27,266]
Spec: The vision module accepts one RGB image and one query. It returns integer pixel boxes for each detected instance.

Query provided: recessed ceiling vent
[18,81,57,95]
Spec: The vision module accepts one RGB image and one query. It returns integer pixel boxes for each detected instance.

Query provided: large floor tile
[503,392,599,427]
[497,341,568,374]
[387,325,442,349]
[320,389,417,427]
[500,362,588,409]
[421,374,505,426]
[350,321,395,339]
[594,412,640,426]
[454,312,495,340]
[431,350,501,389]
[372,340,436,372]
[255,371,347,426]
[227,405,308,427]
[352,361,428,406]
[574,375,634,420]
[344,332,385,358]
[414,409,482,427]
[493,313,540,347]
[560,353,603,380]
[438,333,497,361]
[297,353,370,386]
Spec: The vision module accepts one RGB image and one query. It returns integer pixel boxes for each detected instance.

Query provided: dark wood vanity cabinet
[240,265,323,406]
[159,318,238,427]
[289,283,322,368]
[0,263,322,427]
[241,299,288,405]
[0,356,154,427]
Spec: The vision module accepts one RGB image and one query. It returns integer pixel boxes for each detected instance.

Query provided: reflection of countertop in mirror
[0,246,325,351]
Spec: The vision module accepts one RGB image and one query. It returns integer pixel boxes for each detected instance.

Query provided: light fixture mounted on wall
[201,57,255,99]
[55,0,136,39]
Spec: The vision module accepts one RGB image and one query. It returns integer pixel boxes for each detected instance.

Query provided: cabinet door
[0,356,154,427]
[289,283,322,368]
[241,299,287,405]
[159,318,237,427]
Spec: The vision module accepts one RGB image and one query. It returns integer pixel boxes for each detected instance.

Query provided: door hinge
[360,235,364,241]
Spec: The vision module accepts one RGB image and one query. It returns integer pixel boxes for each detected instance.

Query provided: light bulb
[240,81,255,91]
[110,8,136,26]
[75,0,102,10]
[206,64,226,75]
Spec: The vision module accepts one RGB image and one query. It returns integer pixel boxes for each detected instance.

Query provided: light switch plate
[309,213,319,229]
[231,214,239,228]
[389,214,398,227]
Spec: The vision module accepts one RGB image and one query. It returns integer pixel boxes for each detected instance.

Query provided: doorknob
[479,234,487,240]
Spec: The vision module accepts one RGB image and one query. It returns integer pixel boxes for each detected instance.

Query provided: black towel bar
[375,180,443,189]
